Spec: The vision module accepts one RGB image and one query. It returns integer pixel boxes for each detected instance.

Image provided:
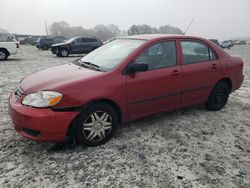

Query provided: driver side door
[126,40,182,120]
[71,38,83,53]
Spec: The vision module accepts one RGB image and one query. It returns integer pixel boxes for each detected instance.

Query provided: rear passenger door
[81,38,94,53]
[180,40,220,107]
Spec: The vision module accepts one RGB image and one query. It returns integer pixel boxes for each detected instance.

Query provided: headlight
[22,91,62,108]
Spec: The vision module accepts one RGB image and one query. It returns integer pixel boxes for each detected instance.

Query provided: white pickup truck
[0,34,20,60]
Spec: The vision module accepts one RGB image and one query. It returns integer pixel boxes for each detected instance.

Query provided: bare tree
[94,24,121,41]
[49,21,183,41]
[106,24,121,38]
[128,24,183,35]
[159,25,183,34]
[49,21,121,41]
[50,21,70,36]
[128,24,156,35]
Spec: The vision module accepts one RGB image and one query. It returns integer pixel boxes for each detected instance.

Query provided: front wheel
[0,49,8,60]
[75,103,118,146]
[205,81,230,111]
[59,49,69,57]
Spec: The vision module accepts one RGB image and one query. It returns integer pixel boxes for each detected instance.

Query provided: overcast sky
[0,0,249,40]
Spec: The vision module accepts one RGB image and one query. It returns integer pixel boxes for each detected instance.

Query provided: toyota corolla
[9,34,244,146]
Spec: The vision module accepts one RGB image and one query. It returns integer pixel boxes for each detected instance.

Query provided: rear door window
[181,41,217,64]
[88,38,98,42]
[82,38,92,42]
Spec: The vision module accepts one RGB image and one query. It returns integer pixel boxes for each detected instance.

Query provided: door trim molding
[128,85,210,105]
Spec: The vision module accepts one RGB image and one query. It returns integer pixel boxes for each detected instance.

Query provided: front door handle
[171,70,180,76]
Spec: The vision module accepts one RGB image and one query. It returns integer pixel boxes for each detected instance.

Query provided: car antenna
[184,19,194,35]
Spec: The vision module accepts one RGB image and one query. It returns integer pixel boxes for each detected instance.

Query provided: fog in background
[0,0,249,40]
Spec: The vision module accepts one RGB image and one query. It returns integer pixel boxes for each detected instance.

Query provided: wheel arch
[0,48,10,56]
[84,99,122,123]
[217,77,232,92]
[58,46,70,52]
[65,98,122,143]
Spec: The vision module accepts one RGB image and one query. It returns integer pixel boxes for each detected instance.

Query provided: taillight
[15,43,20,48]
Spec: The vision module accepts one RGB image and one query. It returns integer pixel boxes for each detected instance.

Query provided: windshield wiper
[78,59,101,71]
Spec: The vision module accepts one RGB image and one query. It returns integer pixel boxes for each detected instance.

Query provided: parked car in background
[36,37,65,50]
[238,40,246,45]
[51,37,103,57]
[229,40,234,47]
[220,40,233,49]
[20,35,44,45]
[0,34,18,42]
[9,34,244,146]
[0,34,19,60]
[209,39,220,46]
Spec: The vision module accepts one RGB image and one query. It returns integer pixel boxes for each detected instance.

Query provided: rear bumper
[8,93,79,142]
[9,48,20,55]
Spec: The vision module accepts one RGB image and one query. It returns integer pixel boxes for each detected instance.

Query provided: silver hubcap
[0,51,6,60]
[83,111,112,142]
[61,50,68,56]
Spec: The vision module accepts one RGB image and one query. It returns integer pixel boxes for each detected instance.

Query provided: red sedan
[9,34,244,146]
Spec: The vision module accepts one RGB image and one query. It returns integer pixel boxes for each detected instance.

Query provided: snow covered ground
[0,45,249,187]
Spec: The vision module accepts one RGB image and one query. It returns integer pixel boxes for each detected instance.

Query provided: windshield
[67,37,78,43]
[80,39,146,70]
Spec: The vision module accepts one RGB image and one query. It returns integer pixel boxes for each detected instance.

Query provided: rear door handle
[171,70,180,76]
[211,64,217,69]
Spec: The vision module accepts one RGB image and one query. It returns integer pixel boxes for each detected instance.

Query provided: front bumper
[8,93,79,142]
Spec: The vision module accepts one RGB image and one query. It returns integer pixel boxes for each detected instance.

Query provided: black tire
[75,103,118,146]
[52,48,60,56]
[59,48,69,57]
[43,45,49,50]
[92,47,97,51]
[205,81,230,111]
[0,49,8,60]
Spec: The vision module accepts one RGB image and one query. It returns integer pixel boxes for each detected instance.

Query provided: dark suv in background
[36,37,65,50]
[51,37,103,57]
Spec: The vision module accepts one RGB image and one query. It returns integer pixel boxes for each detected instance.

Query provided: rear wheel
[0,49,8,60]
[43,45,49,50]
[205,81,230,111]
[75,103,118,146]
[59,49,69,57]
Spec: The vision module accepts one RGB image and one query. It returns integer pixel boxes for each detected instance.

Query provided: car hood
[51,42,69,47]
[20,63,102,93]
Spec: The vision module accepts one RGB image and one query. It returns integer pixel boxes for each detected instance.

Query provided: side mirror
[127,63,148,74]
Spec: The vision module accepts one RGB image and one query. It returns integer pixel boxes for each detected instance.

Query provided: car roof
[122,34,202,41]
[84,37,100,40]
